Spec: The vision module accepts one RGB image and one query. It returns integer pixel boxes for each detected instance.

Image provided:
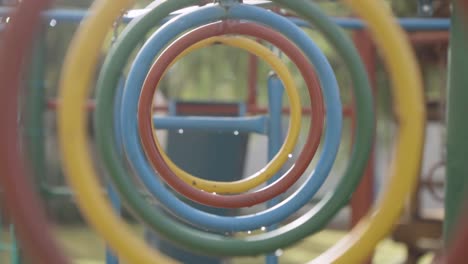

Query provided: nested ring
[127,28,304,196]
[4,0,421,263]
[136,34,303,200]
[96,0,358,254]
[137,21,325,208]
[139,20,321,196]
[119,5,341,231]
[62,1,374,262]
[127,23,302,201]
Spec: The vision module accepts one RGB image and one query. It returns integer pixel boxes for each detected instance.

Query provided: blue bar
[105,184,120,264]
[0,7,450,31]
[152,115,268,134]
[288,16,450,31]
[105,78,126,264]
[10,225,19,264]
[265,74,284,264]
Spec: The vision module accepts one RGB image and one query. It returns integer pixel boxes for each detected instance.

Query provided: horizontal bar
[288,16,450,31]
[153,115,268,134]
[0,7,450,31]
[0,1,272,23]
[409,31,449,45]
[46,99,355,117]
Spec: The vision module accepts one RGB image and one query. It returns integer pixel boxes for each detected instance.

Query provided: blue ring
[120,4,342,232]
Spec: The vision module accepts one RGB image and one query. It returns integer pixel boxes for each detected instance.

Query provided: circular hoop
[127,27,301,201]
[118,5,341,230]
[139,22,320,196]
[62,1,374,262]
[139,35,302,197]
[124,29,303,195]
[137,21,325,208]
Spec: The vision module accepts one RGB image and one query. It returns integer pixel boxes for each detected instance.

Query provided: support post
[443,1,468,245]
[351,29,376,263]
[265,73,284,264]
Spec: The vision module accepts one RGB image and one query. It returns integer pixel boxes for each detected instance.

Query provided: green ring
[94,0,374,256]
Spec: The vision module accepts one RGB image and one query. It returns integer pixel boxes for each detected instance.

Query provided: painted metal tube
[247,54,258,107]
[152,115,268,134]
[105,78,127,264]
[24,31,48,196]
[288,16,450,31]
[0,7,451,31]
[350,29,376,264]
[10,225,19,264]
[443,0,468,244]
[350,29,376,227]
[265,74,284,264]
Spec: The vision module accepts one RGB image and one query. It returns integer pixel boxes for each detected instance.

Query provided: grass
[1,225,435,263]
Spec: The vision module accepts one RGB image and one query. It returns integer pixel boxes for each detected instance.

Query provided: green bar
[18,28,48,264]
[10,225,19,264]
[444,1,468,244]
[24,30,47,196]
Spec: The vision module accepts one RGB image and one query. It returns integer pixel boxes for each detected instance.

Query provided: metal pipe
[265,73,283,264]
[288,16,450,31]
[0,7,451,31]
[443,0,468,245]
[350,29,376,264]
[152,115,268,134]
[46,99,354,116]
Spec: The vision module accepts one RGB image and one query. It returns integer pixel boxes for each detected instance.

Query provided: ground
[1,225,434,263]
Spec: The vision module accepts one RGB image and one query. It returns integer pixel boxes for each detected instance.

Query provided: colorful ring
[61,0,373,261]
[139,35,302,196]
[139,22,316,196]
[124,25,302,195]
[136,21,324,208]
[127,26,302,199]
[95,0,367,254]
[118,5,341,230]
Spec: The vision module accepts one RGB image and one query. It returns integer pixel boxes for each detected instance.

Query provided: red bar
[46,99,354,116]
[247,53,258,107]
[409,31,449,46]
[350,29,376,264]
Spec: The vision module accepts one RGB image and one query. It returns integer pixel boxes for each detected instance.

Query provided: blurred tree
[391,0,418,16]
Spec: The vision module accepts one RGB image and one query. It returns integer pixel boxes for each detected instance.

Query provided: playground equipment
[2,0,468,263]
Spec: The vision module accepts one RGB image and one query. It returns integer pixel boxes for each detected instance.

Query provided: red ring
[138,20,325,208]
[0,1,70,263]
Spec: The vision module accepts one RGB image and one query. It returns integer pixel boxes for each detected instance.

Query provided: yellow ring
[310,1,425,263]
[58,0,173,263]
[58,0,424,263]
[150,35,302,193]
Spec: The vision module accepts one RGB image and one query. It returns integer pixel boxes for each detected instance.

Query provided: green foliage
[390,0,418,16]
[41,0,430,109]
